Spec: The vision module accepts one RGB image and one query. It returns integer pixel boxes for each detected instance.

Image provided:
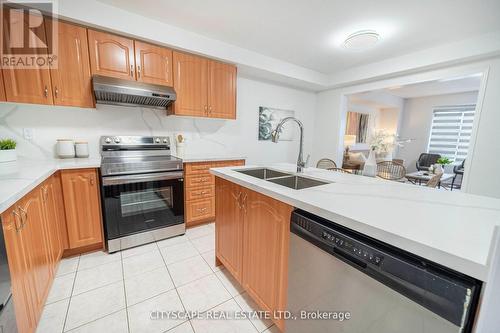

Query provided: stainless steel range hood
[92,75,176,109]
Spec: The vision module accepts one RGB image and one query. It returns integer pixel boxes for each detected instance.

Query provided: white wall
[0,76,316,165]
[397,91,479,172]
[312,57,500,199]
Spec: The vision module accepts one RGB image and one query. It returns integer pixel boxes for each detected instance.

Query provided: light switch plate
[23,128,34,141]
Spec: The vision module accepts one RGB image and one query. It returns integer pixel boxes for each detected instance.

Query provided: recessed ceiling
[97,0,500,74]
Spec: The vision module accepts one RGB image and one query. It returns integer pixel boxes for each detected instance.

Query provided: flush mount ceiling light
[343,30,380,51]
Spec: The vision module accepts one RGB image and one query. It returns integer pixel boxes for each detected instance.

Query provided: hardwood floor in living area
[36,223,279,333]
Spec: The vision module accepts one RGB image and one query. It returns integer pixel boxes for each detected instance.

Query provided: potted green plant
[434,157,451,174]
[0,138,17,162]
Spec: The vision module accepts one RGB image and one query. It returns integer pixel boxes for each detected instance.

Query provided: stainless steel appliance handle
[102,171,183,186]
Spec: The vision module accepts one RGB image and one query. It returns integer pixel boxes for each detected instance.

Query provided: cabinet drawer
[186,197,215,222]
[185,174,215,188]
[186,186,215,201]
[215,159,245,167]
[185,162,213,175]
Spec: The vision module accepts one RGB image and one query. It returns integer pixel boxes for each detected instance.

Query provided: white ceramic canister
[75,141,89,158]
[57,139,75,158]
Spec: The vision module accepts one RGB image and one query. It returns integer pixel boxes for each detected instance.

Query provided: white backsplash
[0,77,317,165]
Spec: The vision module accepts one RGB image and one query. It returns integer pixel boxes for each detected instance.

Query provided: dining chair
[328,167,351,174]
[426,173,443,188]
[316,158,337,169]
[376,161,407,181]
[416,153,441,171]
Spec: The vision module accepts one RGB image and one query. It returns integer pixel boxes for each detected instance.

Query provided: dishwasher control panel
[321,230,383,266]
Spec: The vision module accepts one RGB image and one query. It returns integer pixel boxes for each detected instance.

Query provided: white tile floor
[37,223,279,333]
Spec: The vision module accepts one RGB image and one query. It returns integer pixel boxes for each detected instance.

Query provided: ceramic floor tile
[56,256,80,277]
[157,234,190,249]
[125,266,175,306]
[177,274,231,312]
[64,281,126,331]
[215,269,245,297]
[73,260,123,295]
[190,234,214,253]
[121,242,158,259]
[36,298,70,333]
[167,256,212,287]
[66,310,128,333]
[78,250,121,271]
[200,250,222,273]
[185,225,213,240]
[166,321,194,333]
[127,289,186,333]
[191,299,258,333]
[46,272,75,304]
[160,241,199,264]
[122,249,165,279]
[234,292,274,332]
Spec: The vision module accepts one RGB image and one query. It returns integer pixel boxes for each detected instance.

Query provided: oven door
[101,171,184,240]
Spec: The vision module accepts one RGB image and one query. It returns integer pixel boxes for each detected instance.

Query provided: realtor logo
[0,1,58,69]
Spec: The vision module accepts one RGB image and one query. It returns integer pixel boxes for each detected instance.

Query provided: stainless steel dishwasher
[287,209,481,333]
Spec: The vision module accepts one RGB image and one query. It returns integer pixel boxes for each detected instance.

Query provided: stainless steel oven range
[100,135,184,252]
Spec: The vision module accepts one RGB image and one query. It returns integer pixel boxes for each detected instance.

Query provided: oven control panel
[100,136,170,146]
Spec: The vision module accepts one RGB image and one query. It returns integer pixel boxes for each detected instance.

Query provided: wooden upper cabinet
[1,11,53,105]
[61,169,103,249]
[88,29,135,80]
[135,41,173,86]
[47,21,93,107]
[215,178,244,282]
[172,51,209,116]
[209,61,237,119]
[0,70,6,101]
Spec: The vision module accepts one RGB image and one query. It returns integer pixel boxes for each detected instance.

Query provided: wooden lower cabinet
[215,177,292,331]
[215,178,244,282]
[1,168,103,333]
[61,169,103,249]
[184,160,245,227]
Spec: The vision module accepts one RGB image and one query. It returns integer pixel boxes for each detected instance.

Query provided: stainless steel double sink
[236,168,330,190]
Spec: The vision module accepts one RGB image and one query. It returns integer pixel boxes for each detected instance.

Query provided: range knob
[104,137,112,143]
[114,137,121,143]
[155,137,161,143]
[163,138,168,143]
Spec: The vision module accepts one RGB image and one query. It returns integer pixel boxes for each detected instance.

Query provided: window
[427,105,476,162]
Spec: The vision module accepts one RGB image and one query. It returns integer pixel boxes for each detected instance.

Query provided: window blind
[427,105,476,162]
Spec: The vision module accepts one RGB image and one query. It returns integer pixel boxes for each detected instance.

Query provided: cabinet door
[215,177,244,282]
[172,51,209,116]
[53,171,69,250]
[19,192,53,317]
[41,177,63,265]
[88,29,135,80]
[0,70,6,101]
[48,21,93,107]
[135,41,173,86]
[208,61,237,119]
[1,11,53,105]
[242,189,292,331]
[61,169,103,248]
[1,208,37,333]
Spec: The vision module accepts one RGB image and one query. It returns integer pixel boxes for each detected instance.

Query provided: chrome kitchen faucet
[271,117,309,173]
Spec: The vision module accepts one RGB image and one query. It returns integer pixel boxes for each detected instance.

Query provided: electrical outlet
[23,128,34,141]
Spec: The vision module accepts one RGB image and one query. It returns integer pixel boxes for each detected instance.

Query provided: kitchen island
[210,163,500,331]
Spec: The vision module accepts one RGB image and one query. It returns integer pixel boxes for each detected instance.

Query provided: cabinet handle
[44,86,48,97]
[54,86,58,98]
[137,65,141,78]
[90,178,95,186]
[12,210,22,232]
[130,65,134,77]
[18,206,27,230]
[204,105,208,114]
[196,207,207,213]
[209,106,212,114]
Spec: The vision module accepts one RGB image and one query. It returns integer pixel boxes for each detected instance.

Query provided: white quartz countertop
[0,157,101,214]
[173,153,246,163]
[210,163,500,281]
